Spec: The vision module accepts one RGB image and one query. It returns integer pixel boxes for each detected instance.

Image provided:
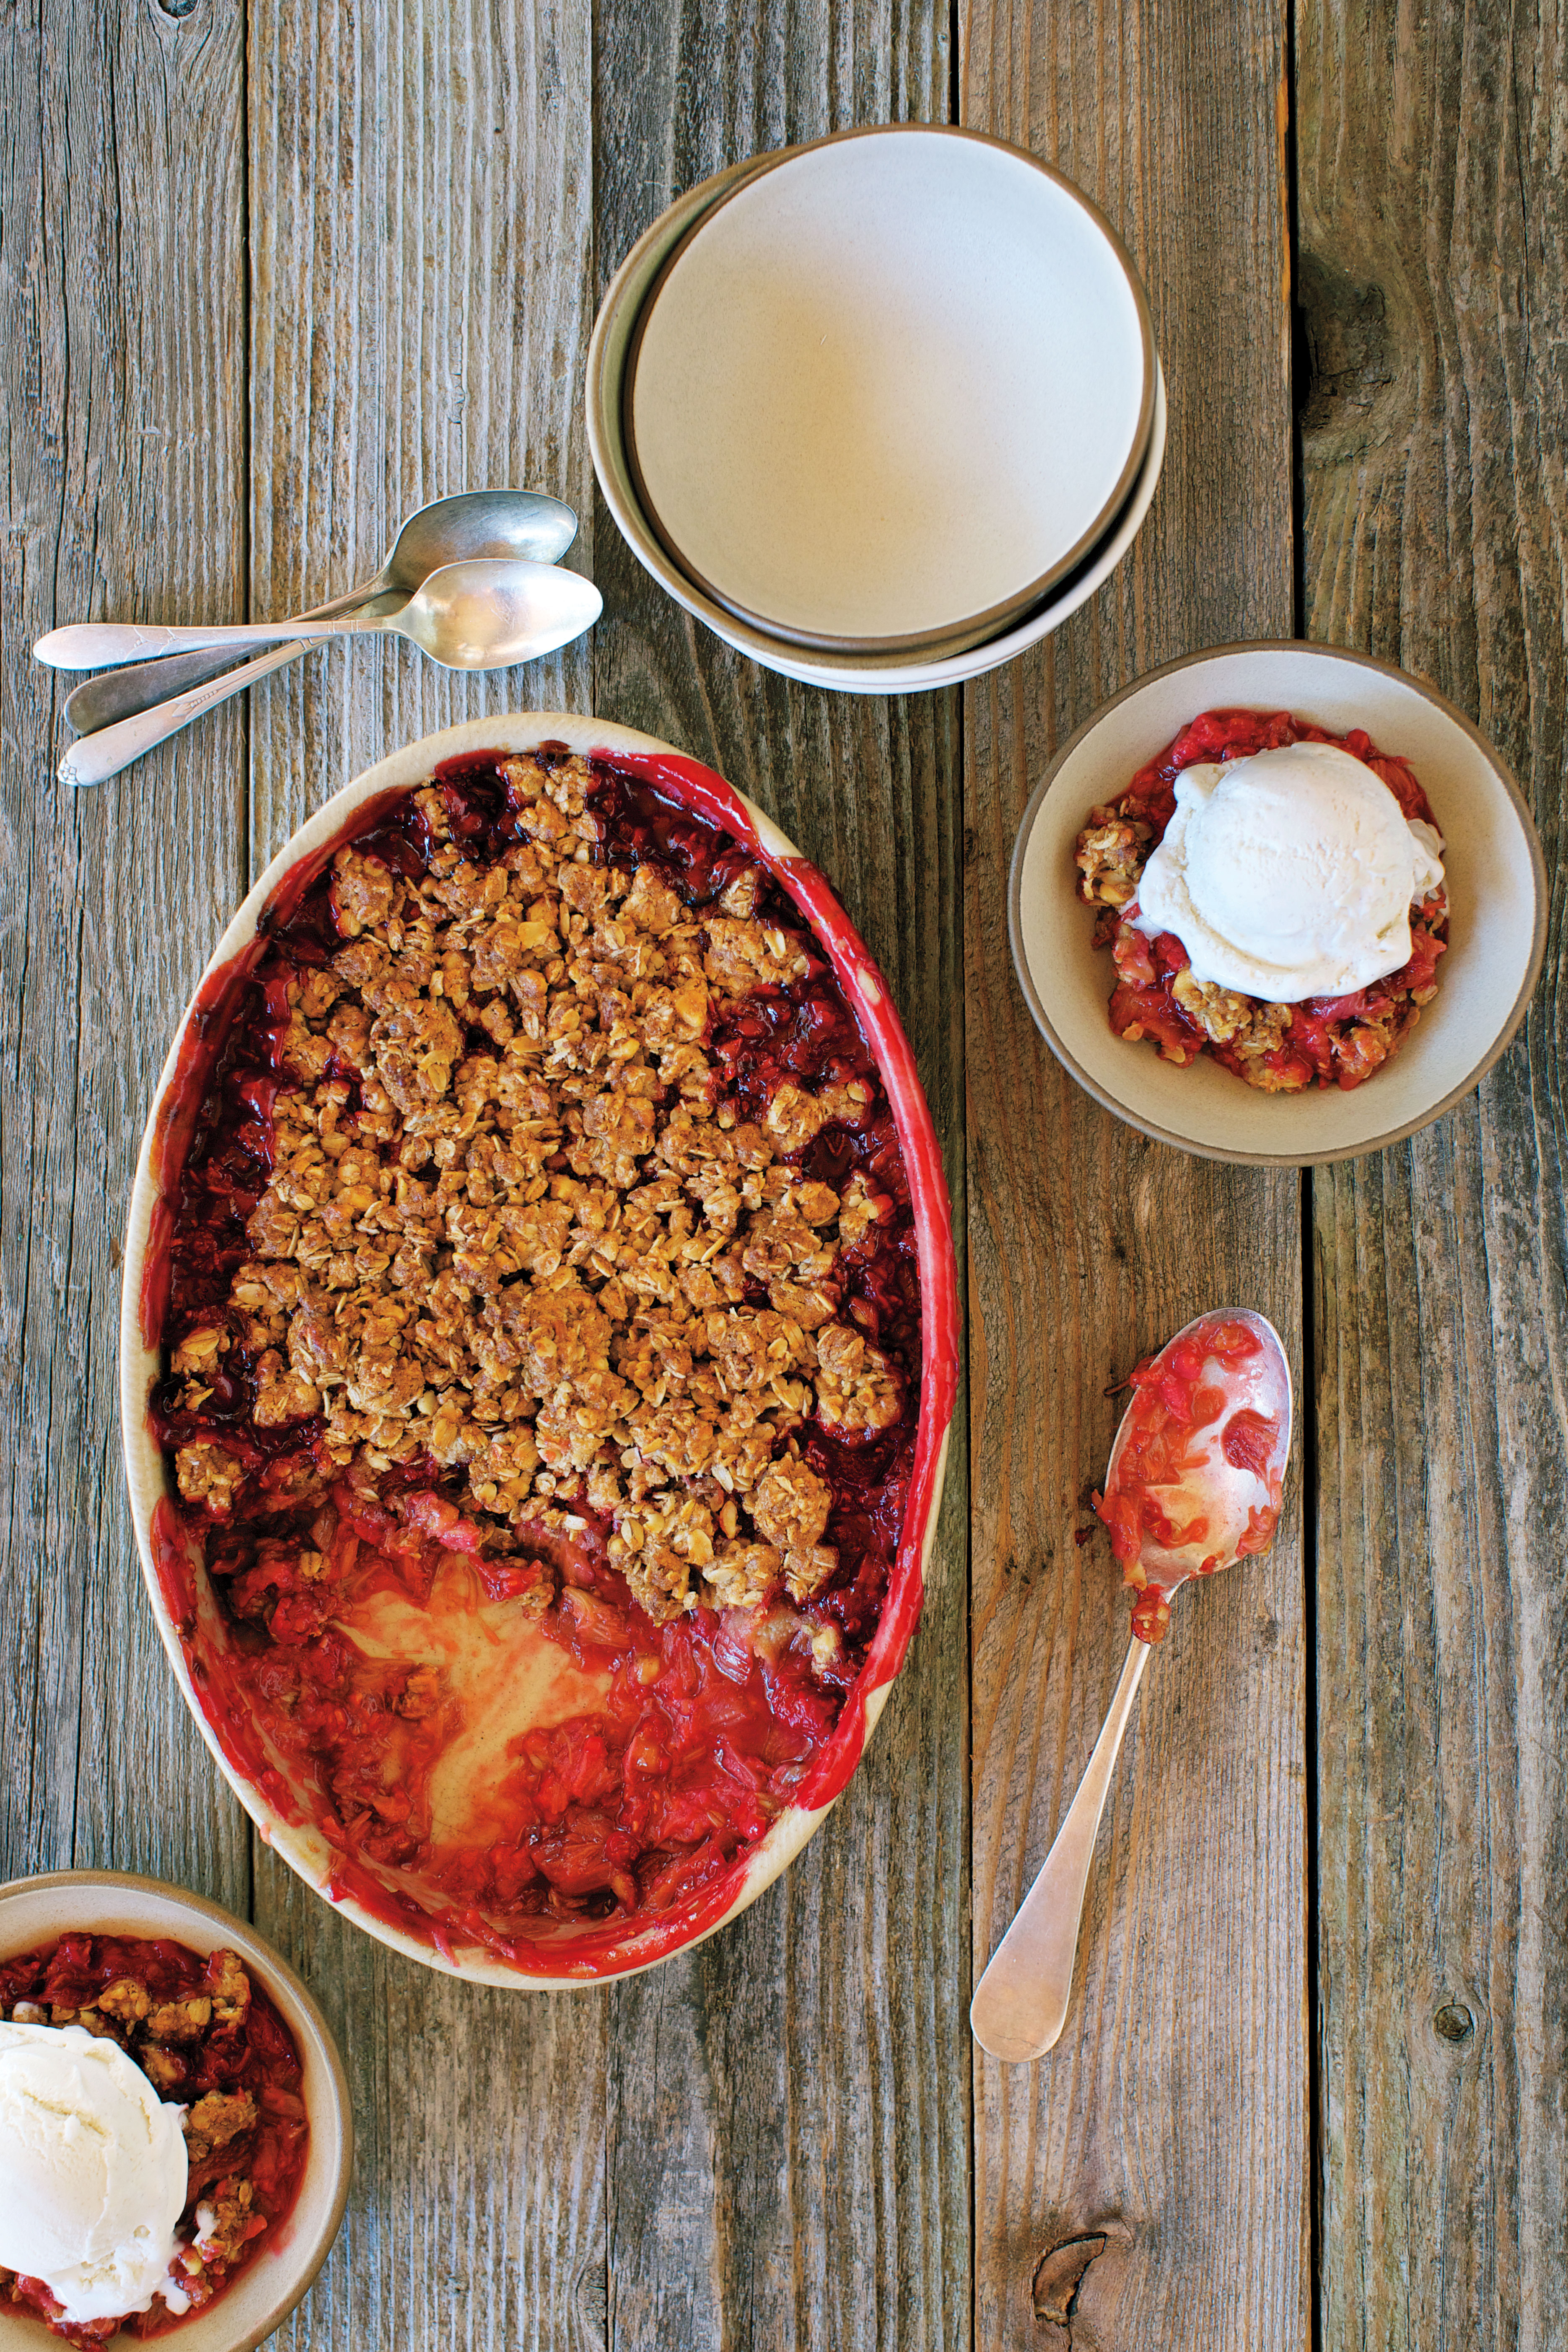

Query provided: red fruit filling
[146,749,921,1958]
[1075,707,1448,1092]
[1096,1316,1284,1644]
[0,1933,307,2344]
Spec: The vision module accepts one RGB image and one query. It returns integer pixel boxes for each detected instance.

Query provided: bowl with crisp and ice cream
[1132,741,1446,1003]
[1008,641,1545,1165]
[0,1872,349,2352]
[0,2023,189,2327]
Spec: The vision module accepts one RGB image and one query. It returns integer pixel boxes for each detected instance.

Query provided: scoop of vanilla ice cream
[1133,739,1445,1000]
[0,2021,188,2324]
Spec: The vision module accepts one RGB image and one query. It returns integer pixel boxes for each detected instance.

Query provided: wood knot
[1033,2232,1107,2339]
[1434,2002,1475,2044]
[1296,249,1396,438]
[155,0,200,16]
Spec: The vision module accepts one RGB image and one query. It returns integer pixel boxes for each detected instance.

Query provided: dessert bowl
[0,1869,350,2352]
[1008,641,1546,1164]
[121,714,960,1986]
[588,153,1167,693]
[622,125,1154,656]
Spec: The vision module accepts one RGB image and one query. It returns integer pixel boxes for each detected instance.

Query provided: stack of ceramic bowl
[587,125,1166,695]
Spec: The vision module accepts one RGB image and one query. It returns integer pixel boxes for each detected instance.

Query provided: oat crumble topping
[169,751,909,1624]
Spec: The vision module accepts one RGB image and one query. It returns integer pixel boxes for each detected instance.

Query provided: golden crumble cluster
[172,752,904,1624]
[1073,804,1303,1077]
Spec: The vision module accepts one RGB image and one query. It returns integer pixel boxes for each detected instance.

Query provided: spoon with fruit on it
[969,1308,1292,2064]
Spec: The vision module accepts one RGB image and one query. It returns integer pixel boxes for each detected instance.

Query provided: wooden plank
[1298,3,1568,2342]
[962,4,1310,2345]
[0,2,251,1906]
[592,7,971,2347]
[246,8,606,2348]
[246,0,598,863]
[258,1847,607,2352]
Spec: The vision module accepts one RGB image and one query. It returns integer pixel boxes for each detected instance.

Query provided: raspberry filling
[0,1934,307,2345]
[1075,707,1448,1092]
[146,749,922,1957]
[1096,1314,1285,1643]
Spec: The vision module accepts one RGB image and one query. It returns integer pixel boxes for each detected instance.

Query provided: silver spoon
[969,1307,1292,2064]
[39,557,602,675]
[61,487,579,736]
[53,559,603,788]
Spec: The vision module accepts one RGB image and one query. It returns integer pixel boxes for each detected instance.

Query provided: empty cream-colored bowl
[0,1870,350,2352]
[1009,641,1546,1165]
[588,155,1166,692]
[624,124,1154,655]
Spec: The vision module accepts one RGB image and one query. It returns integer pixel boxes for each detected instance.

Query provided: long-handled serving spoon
[60,487,580,738]
[969,1307,1292,2064]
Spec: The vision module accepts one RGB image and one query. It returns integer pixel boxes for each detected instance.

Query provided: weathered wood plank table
[4,1,1563,2344]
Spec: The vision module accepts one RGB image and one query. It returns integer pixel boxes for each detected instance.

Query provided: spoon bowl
[969,1306,1292,2063]
[1101,1306,1291,1641]
[368,487,577,601]
[397,558,604,669]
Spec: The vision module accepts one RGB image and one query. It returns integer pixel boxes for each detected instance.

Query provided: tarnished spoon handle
[63,582,376,736]
[970,1634,1151,2063]
[39,613,377,666]
[66,647,261,735]
[58,640,313,788]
